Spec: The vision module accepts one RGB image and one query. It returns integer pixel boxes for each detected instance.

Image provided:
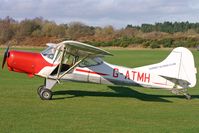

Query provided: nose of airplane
[6,50,38,74]
[6,50,54,76]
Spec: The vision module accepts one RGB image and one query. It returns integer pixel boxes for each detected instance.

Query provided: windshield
[41,47,56,59]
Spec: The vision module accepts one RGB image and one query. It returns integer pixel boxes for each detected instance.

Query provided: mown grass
[0,48,198,133]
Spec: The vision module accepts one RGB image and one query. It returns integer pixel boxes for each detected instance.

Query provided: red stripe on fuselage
[152,82,167,86]
[153,82,173,87]
[75,68,109,76]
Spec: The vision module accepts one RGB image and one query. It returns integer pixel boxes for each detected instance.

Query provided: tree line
[131,21,199,33]
[0,16,199,48]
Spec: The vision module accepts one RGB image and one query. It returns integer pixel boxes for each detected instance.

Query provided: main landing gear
[37,79,57,100]
[38,85,52,100]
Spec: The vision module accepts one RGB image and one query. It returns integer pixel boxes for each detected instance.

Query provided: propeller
[2,45,10,69]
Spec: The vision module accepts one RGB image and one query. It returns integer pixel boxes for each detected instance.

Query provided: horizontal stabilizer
[160,75,191,88]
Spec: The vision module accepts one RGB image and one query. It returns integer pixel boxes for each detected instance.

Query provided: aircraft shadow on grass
[52,86,199,102]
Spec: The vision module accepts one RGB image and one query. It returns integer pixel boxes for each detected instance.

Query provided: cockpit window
[41,47,56,59]
[79,58,103,67]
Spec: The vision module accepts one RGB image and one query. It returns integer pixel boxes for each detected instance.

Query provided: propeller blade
[2,45,10,69]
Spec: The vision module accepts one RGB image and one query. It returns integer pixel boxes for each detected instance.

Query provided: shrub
[150,41,160,49]
[142,41,151,48]
[161,38,173,48]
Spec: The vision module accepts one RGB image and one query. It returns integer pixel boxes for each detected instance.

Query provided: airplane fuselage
[5,50,192,91]
[62,61,176,90]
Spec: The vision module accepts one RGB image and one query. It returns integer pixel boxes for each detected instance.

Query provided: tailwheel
[184,93,191,100]
[38,86,52,100]
[171,88,191,100]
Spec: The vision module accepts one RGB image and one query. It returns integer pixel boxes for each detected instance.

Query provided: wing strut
[56,47,66,78]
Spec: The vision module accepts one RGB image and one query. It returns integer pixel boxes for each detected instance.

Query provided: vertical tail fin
[171,47,197,87]
[142,47,197,88]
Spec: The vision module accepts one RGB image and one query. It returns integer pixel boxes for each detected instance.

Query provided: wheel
[37,85,44,95]
[40,89,52,100]
[185,94,191,100]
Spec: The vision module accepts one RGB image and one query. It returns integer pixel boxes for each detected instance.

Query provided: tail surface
[141,47,197,88]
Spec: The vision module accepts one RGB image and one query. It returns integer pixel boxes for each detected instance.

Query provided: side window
[65,55,74,65]
[62,54,77,66]
[79,58,102,67]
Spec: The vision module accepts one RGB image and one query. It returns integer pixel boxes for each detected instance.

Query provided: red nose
[7,50,53,76]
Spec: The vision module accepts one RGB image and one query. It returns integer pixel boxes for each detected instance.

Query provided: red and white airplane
[2,41,197,100]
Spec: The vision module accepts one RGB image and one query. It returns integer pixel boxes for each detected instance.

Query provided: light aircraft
[2,40,197,100]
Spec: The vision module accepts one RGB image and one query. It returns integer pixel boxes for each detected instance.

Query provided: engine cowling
[7,50,53,77]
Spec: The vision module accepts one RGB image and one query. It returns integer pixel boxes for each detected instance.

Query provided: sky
[0,0,199,28]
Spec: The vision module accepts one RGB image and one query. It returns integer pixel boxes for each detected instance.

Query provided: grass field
[0,48,198,133]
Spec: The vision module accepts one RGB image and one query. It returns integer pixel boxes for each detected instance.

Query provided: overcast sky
[1,0,199,28]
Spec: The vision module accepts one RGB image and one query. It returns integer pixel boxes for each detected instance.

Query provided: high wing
[58,40,112,57]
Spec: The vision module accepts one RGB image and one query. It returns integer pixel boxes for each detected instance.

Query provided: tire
[40,89,52,100]
[185,94,191,100]
[37,85,44,95]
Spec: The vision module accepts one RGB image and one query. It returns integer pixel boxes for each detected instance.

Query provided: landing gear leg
[37,78,57,100]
